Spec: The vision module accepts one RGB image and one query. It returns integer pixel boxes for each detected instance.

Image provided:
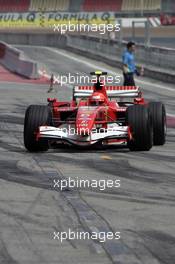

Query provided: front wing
[38,124,129,146]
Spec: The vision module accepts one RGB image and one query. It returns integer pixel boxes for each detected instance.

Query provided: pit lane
[0,47,175,264]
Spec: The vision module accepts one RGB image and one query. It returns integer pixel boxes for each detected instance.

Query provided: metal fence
[67,34,175,71]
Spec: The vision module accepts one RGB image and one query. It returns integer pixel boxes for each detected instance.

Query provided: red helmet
[89,92,106,106]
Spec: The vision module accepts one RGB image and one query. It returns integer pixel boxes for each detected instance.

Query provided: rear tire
[149,102,166,145]
[24,105,51,152]
[127,105,153,151]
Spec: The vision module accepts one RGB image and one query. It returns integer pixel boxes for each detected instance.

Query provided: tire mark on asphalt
[1,119,175,263]
[33,155,142,264]
[0,236,19,264]
[125,230,175,264]
[0,121,106,257]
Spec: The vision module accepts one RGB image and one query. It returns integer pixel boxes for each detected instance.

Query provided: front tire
[24,105,51,152]
[149,102,166,145]
[127,105,153,151]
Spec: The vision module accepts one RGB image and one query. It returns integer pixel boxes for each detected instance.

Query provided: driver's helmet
[89,92,106,106]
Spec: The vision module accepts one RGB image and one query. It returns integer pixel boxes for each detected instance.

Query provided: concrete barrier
[0,42,6,58]
[0,41,39,79]
[0,33,67,48]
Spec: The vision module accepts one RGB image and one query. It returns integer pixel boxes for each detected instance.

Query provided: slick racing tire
[24,105,51,152]
[149,102,166,145]
[127,105,153,151]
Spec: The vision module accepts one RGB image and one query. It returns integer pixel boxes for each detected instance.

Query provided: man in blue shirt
[122,41,140,86]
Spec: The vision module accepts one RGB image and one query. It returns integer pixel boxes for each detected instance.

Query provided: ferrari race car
[24,71,166,152]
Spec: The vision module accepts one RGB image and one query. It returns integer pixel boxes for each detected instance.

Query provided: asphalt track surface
[0,46,175,264]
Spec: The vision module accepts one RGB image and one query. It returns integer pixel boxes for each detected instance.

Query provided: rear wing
[73,86,141,99]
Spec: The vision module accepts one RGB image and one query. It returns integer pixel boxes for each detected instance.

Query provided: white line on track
[167,113,175,117]
[38,70,50,79]
[46,47,175,92]
[136,79,174,92]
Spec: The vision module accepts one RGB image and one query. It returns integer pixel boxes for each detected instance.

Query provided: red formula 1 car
[24,71,166,152]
